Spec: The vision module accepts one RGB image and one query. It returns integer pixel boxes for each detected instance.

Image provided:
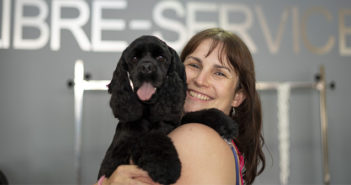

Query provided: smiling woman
[178,28,265,185]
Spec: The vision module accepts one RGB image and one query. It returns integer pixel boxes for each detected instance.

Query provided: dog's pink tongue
[137,82,156,101]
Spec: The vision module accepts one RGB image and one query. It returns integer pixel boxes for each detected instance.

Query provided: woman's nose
[194,70,210,87]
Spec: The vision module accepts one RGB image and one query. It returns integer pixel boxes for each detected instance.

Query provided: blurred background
[0,0,350,184]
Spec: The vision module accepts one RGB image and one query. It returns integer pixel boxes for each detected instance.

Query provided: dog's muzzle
[127,72,157,102]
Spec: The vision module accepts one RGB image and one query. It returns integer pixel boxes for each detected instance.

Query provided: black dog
[98,35,238,184]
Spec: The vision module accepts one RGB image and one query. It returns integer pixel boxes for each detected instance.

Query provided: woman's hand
[96,165,161,185]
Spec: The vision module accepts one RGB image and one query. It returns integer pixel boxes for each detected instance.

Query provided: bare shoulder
[169,123,228,148]
[168,123,236,185]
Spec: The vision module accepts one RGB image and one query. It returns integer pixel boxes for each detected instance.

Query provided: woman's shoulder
[168,123,234,160]
[169,123,228,145]
[168,123,236,184]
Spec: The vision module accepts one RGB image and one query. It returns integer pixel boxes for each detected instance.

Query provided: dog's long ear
[169,46,187,100]
[168,46,186,84]
[107,58,125,94]
[108,54,143,122]
[149,47,187,124]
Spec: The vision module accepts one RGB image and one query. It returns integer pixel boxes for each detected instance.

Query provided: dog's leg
[98,139,132,178]
[131,132,181,185]
[98,123,136,179]
[181,108,239,139]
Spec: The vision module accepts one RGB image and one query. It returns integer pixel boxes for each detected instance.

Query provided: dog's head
[122,36,175,102]
[108,35,186,121]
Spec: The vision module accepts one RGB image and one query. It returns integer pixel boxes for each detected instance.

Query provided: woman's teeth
[189,90,210,101]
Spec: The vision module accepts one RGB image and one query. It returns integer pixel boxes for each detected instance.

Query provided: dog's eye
[132,56,138,62]
[156,56,166,62]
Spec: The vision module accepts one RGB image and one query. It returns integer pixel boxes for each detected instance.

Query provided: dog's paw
[181,108,239,139]
[131,132,181,185]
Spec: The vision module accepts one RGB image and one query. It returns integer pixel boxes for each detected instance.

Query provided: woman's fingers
[113,165,149,178]
[105,176,150,185]
[105,165,154,185]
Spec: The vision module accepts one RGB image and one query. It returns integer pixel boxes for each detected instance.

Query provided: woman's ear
[231,89,246,107]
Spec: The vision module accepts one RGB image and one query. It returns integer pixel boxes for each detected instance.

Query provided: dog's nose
[141,63,154,74]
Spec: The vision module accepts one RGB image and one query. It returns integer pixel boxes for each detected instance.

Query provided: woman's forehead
[197,39,234,70]
[187,44,234,76]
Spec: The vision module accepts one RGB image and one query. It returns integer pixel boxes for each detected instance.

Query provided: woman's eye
[215,71,227,77]
[187,63,199,68]
[132,56,138,62]
[156,56,165,62]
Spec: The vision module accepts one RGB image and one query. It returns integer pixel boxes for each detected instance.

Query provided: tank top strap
[224,139,244,185]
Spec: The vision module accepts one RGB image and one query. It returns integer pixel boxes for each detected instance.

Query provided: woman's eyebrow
[185,56,202,63]
[186,55,232,73]
[214,64,232,73]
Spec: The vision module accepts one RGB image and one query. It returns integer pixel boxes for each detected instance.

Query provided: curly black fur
[98,36,186,184]
[98,35,239,185]
[181,108,239,139]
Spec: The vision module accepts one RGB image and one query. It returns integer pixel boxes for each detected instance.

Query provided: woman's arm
[168,123,237,185]
[95,165,159,185]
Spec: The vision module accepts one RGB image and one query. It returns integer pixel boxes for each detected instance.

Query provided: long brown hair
[181,28,265,185]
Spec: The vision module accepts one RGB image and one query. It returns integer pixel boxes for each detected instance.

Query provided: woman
[96,28,265,185]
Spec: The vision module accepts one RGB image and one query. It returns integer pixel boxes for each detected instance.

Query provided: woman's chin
[184,104,208,113]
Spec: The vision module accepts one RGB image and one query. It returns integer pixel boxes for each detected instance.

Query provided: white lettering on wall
[13,0,49,49]
[301,7,335,55]
[51,0,90,51]
[153,0,187,51]
[187,2,217,37]
[220,4,257,53]
[91,0,127,52]
[0,0,349,56]
[292,6,300,54]
[339,9,351,55]
[256,6,289,54]
[0,0,10,48]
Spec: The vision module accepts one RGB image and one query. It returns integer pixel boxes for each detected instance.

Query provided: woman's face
[183,39,244,115]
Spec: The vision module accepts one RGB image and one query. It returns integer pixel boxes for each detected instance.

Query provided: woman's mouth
[188,90,212,101]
